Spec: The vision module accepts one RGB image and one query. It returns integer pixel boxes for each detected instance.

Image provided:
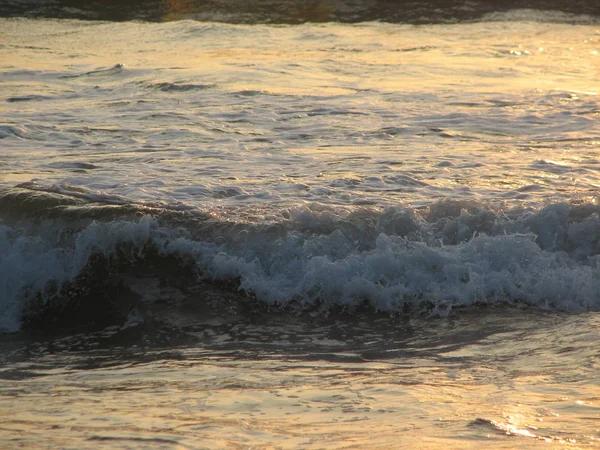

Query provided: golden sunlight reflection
[2,9,600,449]
[4,349,599,449]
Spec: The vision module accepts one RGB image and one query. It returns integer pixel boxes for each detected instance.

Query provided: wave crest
[1,188,600,332]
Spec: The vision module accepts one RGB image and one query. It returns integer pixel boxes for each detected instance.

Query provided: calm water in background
[1,3,600,448]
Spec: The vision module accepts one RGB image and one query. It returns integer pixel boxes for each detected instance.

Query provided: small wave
[150,82,213,92]
[470,418,577,444]
[12,182,213,214]
[45,162,99,170]
[59,64,125,79]
[0,125,28,139]
[16,181,130,205]
[531,159,575,175]
[0,124,66,141]
[6,95,53,103]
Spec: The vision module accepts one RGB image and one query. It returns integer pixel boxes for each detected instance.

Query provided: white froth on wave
[1,16,600,331]
[1,201,600,332]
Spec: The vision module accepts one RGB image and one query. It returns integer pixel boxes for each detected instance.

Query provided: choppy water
[1,5,600,448]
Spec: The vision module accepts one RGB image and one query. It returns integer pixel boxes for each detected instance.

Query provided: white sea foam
[1,200,600,332]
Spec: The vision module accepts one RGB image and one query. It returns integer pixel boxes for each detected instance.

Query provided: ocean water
[1,2,600,448]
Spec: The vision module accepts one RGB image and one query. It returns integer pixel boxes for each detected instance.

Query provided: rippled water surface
[2,14,599,210]
[2,307,600,448]
[1,8,600,449]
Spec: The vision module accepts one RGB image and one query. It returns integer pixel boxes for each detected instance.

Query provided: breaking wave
[1,186,600,333]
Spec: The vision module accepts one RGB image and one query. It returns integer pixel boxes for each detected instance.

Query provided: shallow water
[1,6,600,449]
[1,306,599,449]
